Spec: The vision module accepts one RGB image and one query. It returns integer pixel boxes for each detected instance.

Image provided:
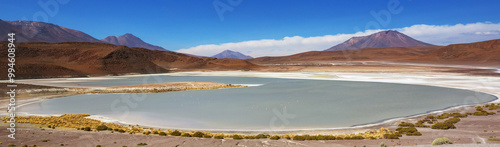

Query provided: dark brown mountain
[0,19,102,43]
[212,50,253,59]
[325,30,435,51]
[0,42,258,79]
[101,33,167,51]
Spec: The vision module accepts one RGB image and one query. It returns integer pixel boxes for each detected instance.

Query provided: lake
[18,75,497,131]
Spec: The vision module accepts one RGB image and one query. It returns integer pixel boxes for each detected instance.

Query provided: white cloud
[397,22,500,45]
[177,22,500,57]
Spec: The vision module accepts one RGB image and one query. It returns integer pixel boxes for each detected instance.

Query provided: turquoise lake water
[18,76,497,130]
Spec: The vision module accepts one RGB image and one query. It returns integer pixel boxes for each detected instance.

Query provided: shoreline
[5,71,500,134]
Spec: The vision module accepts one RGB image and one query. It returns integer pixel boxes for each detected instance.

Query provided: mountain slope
[0,42,258,79]
[101,33,167,51]
[411,39,500,64]
[248,46,441,64]
[0,19,102,43]
[212,50,253,59]
[325,30,434,51]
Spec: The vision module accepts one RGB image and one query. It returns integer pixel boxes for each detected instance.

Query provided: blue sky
[1,0,500,56]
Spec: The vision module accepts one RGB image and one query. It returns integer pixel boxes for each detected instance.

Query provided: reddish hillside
[410,39,500,64]
[0,42,258,79]
[249,46,441,64]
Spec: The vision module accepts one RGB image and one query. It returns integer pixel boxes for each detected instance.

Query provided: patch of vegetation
[96,145,101,147]
[292,135,306,141]
[96,125,108,131]
[203,134,213,138]
[346,135,364,140]
[232,135,243,140]
[473,106,496,116]
[181,133,192,137]
[304,135,317,140]
[398,122,414,127]
[415,122,430,128]
[84,127,91,131]
[380,142,387,147]
[192,131,204,137]
[396,127,417,133]
[431,122,456,130]
[159,132,167,136]
[437,113,450,119]
[383,134,399,139]
[485,103,500,110]
[316,135,336,140]
[473,110,496,116]
[214,135,224,139]
[170,130,181,136]
[444,117,460,124]
[431,137,452,145]
[255,134,269,139]
[137,143,148,146]
[407,131,422,136]
[270,135,280,140]
[488,138,500,141]
[42,140,49,142]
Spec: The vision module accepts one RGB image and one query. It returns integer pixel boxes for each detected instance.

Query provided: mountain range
[0,19,166,51]
[0,19,101,43]
[0,42,258,79]
[325,30,435,51]
[212,50,253,59]
[249,38,500,65]
[1,19,499,79]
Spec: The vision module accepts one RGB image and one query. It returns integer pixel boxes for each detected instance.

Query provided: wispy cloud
[177,22,500,57]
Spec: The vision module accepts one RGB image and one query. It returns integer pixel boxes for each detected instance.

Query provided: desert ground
[1,63,500,147]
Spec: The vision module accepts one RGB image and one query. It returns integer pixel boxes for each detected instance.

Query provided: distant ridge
[212,50,253,59]
[414,39,500,64]
[0,20,102,43]
[325,30,435,51]
[101,33,167,51]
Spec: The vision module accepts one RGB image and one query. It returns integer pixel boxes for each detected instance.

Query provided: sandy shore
[2,65,500,146]
[88,82,245,93]
[1,112,499,147]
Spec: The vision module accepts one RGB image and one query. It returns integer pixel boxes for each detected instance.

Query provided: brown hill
[0,20,102,43]
[325,30,435,51]
[249,46,441,64]
[0,42,258,79]
[410,39,500,65]
[101,33,167,51]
